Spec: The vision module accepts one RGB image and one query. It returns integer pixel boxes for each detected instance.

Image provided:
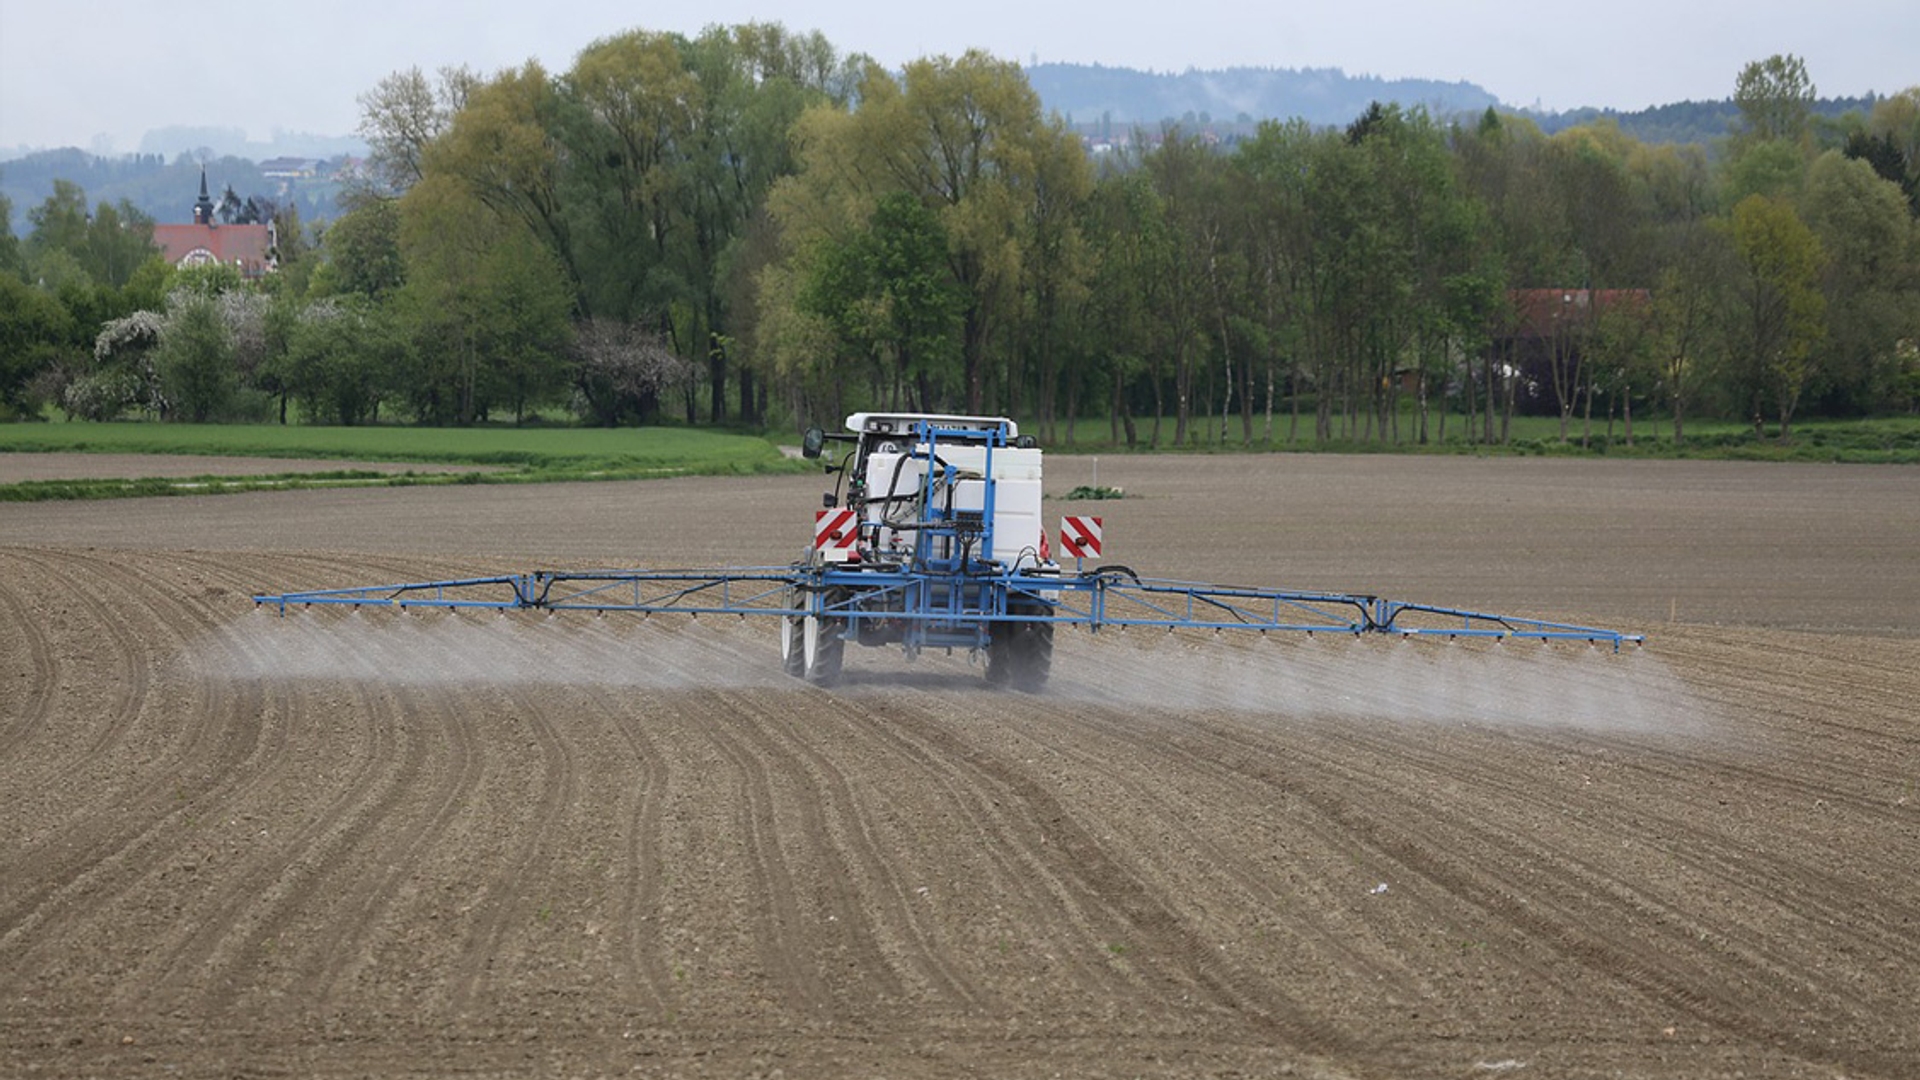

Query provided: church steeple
[192,165,216,226]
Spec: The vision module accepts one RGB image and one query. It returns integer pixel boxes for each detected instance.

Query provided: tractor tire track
[829,683,1149,1003]
[634,621,903,1018]
[841,673,1356,1056]
[726,696,981,1010]
[442,652,582,1016]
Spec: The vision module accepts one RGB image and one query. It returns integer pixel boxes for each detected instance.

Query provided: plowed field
[3,454,1916,1078]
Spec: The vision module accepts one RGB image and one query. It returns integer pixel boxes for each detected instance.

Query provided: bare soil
[2,455,1915,1078]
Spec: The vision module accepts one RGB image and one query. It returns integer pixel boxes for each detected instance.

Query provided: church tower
[192,166,216,226]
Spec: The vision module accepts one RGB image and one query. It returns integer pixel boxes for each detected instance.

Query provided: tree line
[2,34,1916,445]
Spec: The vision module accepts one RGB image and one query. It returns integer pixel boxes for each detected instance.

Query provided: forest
[1,29,1916,448]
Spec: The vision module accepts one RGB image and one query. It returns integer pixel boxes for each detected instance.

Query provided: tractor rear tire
[803,613,845,687]
[781,615,804,678]
[987,600,1053,693]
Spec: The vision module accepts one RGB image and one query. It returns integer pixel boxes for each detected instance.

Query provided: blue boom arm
[253,565,1643,650]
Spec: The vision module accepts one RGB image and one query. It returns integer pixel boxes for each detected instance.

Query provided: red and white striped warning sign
[814,508,859,551]
[1060,516,1103,559]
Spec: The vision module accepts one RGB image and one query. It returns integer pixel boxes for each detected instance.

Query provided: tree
[421,62,578,302]
[1724,138,1809,204]
[675,24,861,421]
[0,273,74,417]
[267,203,314,295]
[81,309,168,420]
[770,50,1088,412]
[570,316,689,425]
[23,181,157,290]
[26,180,91,262]
[312,197,405,299]
[1372,107,1492,445]
[1864,88,1920,214]
[797,192,965,410]
[1733,54,1816,147]
[1016,113,1093,440]
[252,291,304,423]
[563,29,701,327]
[284,297,405,425]
[357,65,476,195]
[1649,223,1736,444]
[1454,110,1566,443]
[1588,293,1657,446]
[1799,151,1919,413]
[1728,195,1827,436]
[398,177,575,425]
[154,291,236,422]
[467,235,575,424]
[1140,129,1229,446]
[0,190,23,279]
[1231,120,1320,444]
[1076,166,1168,447]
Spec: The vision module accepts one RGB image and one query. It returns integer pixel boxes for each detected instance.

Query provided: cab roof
[844,413,1018,439]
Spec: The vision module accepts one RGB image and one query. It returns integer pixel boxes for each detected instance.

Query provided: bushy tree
[284,297,406,425]
[570,316,689,425]
[311,197,406,299]
[79,309,168,420]
[1799,151,1920,412]
[796,192,965,411]
[0,273,74,417]
[24,180,158,290]
[154,290,236,422]
[1727,195,1827,435]
[357,65,476,195]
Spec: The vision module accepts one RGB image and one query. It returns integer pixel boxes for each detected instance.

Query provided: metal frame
[254,564,1643,650]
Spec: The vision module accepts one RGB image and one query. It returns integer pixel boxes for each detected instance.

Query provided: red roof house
[151,167,275,279]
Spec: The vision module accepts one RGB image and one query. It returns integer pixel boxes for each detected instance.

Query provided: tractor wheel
[987,600,1053,692]
[985,631,1013,688]
[780,615,804,678]
[803,613,845,687]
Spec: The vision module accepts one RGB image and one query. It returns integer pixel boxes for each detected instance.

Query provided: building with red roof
[151,167,275,279]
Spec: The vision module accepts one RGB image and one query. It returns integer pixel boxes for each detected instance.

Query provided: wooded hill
[1026,62,1500,129]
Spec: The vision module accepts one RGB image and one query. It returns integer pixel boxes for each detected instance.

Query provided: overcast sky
[1,0,1914,152]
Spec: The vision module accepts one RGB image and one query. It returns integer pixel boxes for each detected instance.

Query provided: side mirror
[801,426,825,459]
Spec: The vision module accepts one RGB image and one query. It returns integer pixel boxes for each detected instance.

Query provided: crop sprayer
[253,413,1643,690]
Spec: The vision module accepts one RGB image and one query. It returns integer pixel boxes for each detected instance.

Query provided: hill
[2,149,349,236]
[1524,94,1881,145]
[1024,62,1883,149]
[1025,62,1500,130]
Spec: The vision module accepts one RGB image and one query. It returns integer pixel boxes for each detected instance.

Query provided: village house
[149,168,275,280]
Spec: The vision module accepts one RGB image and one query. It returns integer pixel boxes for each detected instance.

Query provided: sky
[1,0,1914,153]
